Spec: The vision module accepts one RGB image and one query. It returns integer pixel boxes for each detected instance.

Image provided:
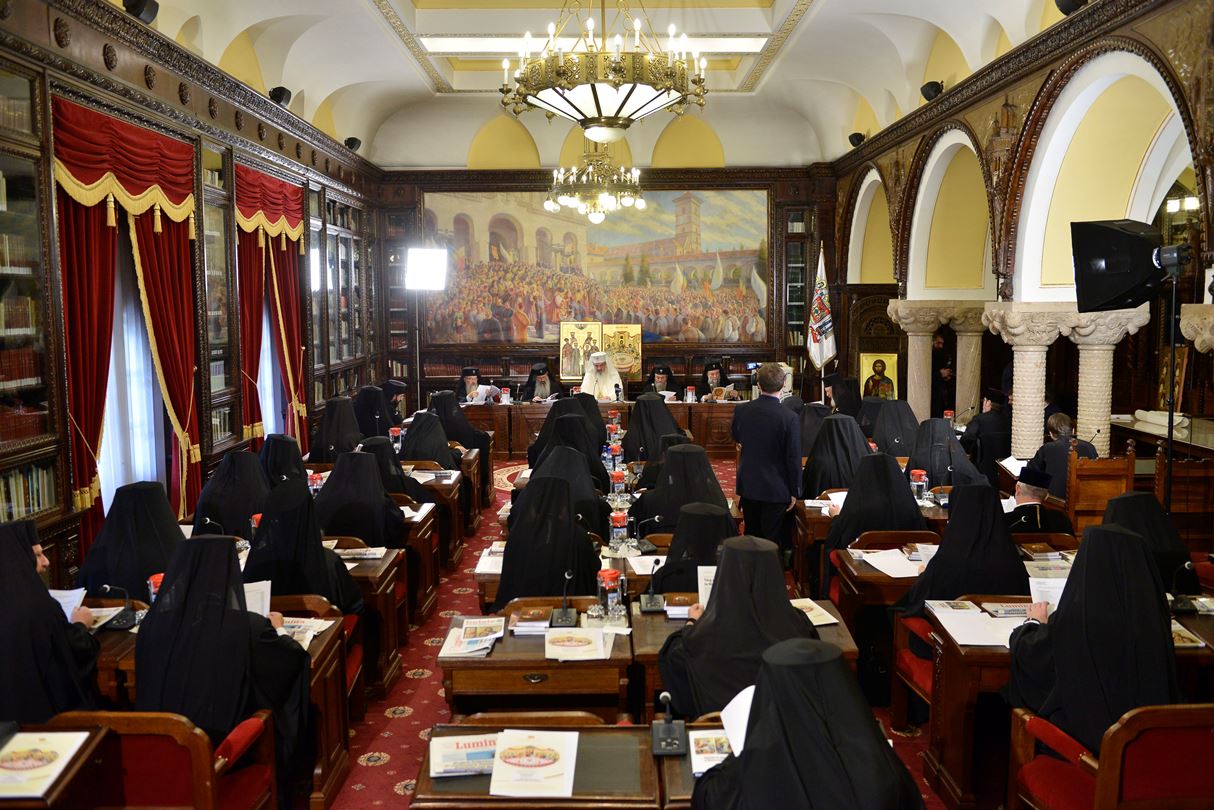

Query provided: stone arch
[489,213,524,264]
[535,227,553,269]
[844,166,895,285]
[453,213,475,265]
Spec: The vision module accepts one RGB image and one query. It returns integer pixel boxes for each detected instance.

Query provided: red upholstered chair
[890,614,934,734]
[271,594,365,721]
[1008,704,1214,810]
[1194,553,1214,596]
[48,710,275,810]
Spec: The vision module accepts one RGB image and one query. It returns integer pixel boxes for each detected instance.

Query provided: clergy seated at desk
[1004,524,1179,754]
[430,390,492,487]
[824,373,862,418]
[1025,412,1096,501]
[260,433,308,487]
[397,411,460,469]
[872,399,920,456]
[582,352,624,401]
[245,480,364,617]
[1103,492,1200,594]
[659,536,817,718]
[650,503,733,594]
[315,452,406,548]
[454,366,500,404]
[192,450,271,543]
[494,477,599,612]
[382,379,407,426]
[959,387,1011,457]
[0,520,98,723]
[643,364,680,397]
[135,536,309,804]
[79,481,180,603]
[693,639,923,810]
[533,445,610,542]
[635,432,690,491]
[904,485,1029,655]
[695,361,740,402]
[519,362,564,402]
[905,418,986,488]
[623,393,682,462]
[629,444,727,537]
[801,414,870,498]
[353,384,395,438]
[1006,467,1074,534]
[309,396,363,463]
[364,435,433,501]
[537,413,610,494]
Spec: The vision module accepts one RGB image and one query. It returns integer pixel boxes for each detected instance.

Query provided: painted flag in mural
[806,245,836,370]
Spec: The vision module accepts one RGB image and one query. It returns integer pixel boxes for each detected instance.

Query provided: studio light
[920,81,944,102]
[268,86,292,107]
[405,248,449,291]
[848,132,866,148]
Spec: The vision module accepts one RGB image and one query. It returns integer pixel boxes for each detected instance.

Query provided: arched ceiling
[147,0,1059,168]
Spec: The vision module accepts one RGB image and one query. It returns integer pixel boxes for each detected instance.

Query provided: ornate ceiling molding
[736,0,815,93]
[368,0,453,93]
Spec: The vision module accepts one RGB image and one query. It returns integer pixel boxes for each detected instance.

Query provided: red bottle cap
[610,511,628,527]
[598,568,621,584]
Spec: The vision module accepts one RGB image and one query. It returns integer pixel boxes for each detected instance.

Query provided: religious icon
[603,324,642,380]
[559,321,602,381]
[859,352,899,399]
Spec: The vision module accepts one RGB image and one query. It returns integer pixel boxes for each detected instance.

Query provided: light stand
[1154,243,1193,515]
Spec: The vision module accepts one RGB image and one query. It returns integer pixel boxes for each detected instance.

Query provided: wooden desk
[686,403,738,458]
[629,600,856,723]
[414,470,465,566]
[412,725,659,809]
[438,620,633,722]
[348,548,404,696]
[922,601,1214,810]
[402,502,440,622]
[93,618,350,810]
[0,727,111,809]
[833,551,917,631]
[660,725,722,810]
[460,405,511,461]
[93,629,137,707]
[459,447,483,535]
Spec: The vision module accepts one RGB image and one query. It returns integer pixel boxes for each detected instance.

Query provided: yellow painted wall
[467,114,541,169]
[558,128,633,169]
[994,27,1013,58]
[310,95,340,141]
[1040,2,1066,31]
[920,30,970,107]
[218,31,268,94]
[851,96,880,138]
[1177,166,1198,193]
[925,149,988,288]
[1040,76,1171,285]
[859,185,895,284]
[650,115,725,168]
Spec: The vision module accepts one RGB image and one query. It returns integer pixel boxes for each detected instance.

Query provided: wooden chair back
[1155,441,1214,552]
[306,462,333,473]
[816,488,847,500]
[323,535,368,549]
[270,594,340,618]
[646,532,674,550]
[405,459,443,471]
[499,596,602,618]
[1066,438,1135,535]
[1020,532,1079,552]
[851,530,940,551]
[47,710,275,810]
[389,492,420,508]
[693,711,723,724]
[928,485,952,495]
[461,711,604,727]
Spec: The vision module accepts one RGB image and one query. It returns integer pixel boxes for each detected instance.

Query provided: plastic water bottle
[910,469,929,501]
[601,444,612,468]
[610,511,628,552]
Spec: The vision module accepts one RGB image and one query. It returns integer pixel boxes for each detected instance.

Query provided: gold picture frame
[558,321,602,381]
[859,352,899,400]
[602,324,643,380]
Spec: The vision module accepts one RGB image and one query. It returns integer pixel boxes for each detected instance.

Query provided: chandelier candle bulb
[634,19,641,50]
[501,58,509,85]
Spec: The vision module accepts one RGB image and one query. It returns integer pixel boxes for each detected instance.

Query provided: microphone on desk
[634,515,662,538]
[200,517,225,534]
[953,405,976,422]
[99,584,139,630]
[639,558,665,613]
[1086,427,1101,445]
[1171,561,1198,614]
[550,570,579,628]
[614,383,622,402]
[652,691,688,756]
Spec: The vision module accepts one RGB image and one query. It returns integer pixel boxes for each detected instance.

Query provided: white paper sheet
[934,613,1022,647]
[827,491,848,510]
[1001,496,1018,514]
[1029,577,1068,614]
[720,685,755,756]
[0,731,91,798]
[697,566,717,606]
[47,588,85,622]
[243,580,272,617]
[179,524,193,538]
[489,730,578,798]
[474,554,504,575]
[627,555,667,576]
[861,549,921,579]
[789,598,840,626]
[999,457,1028,478]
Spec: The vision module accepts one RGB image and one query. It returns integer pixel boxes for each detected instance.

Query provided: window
[258,302,286,437]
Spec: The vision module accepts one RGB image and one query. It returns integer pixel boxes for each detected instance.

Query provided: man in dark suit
[1025,413,1097,501]
[1006,467,1074,534]
[961,388,1013,490]
[731,363,801,555]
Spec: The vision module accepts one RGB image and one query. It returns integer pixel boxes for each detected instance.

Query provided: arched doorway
[535,227,553,268]
[489,214,522,264]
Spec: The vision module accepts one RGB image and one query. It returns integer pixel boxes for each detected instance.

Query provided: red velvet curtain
[56,188,117,546]
[234,165,303,230]
[268,242,308,453]
[130,213,201,517]
[236,230,264,449]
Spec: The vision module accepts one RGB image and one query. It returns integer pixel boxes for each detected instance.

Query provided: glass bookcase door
[0,153,51,445]
[351,236,363,357]
[326,231,339,363]
[202,202,232,393]
[338,235,352,361]
[0,68,34,137]
[309,221,324,363]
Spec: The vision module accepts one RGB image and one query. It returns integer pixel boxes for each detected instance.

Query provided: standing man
[931,331,955,417]
[731,363,801,559]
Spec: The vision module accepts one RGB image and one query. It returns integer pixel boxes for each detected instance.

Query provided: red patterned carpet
[331,458,945,809]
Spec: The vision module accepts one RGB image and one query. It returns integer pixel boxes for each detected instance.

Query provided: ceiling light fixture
[500,0,707,144]
[545,141,646,224]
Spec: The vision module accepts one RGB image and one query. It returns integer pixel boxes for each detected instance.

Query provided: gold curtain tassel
[258,226,265,248]
[105,193,116,227]
[153,203,163,233]
[280,232,286,251]
[299,235,305,255]
[188,211,196,240]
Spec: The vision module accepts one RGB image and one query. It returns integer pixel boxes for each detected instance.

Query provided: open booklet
[0,731,91,798]
[488,729,578,798]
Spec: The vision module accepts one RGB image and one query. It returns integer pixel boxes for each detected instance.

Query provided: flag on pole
[806,244,836,370]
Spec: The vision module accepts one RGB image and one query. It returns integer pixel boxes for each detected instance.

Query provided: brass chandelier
[500,0,708,144]
[544,142,646,224]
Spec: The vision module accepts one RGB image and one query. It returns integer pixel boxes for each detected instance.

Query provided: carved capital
[1180,304,1214,354]
[887,300,948,335]
[945,305,987,334]
[982,302,1073,347]
[1062,304,1150,346]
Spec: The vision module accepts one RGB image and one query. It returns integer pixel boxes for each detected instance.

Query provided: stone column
[1180,304,1214,354]
[947,307,987,426]
[1062,306,1150,458]
[983,303,1072,459]
[888,300,947,422]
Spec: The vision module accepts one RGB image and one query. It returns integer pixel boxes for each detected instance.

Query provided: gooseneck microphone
[201,517,225,534]
[99,584,138,630]
[634,514,662,537]
[639,558,665,613]
[550,570,578,628]
[1171,561,1197,614]
[651,690,688,755]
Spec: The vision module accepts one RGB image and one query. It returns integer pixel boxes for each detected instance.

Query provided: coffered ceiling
[140,0,1065,168]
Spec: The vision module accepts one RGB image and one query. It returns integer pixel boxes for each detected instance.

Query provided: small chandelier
[500,0,707,144]
[544,143,646,224]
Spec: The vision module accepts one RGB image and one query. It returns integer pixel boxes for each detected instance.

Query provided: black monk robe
[80,481,180,602]
[650,503,733,594]
[629,444,727,537]
[192,450,270,542]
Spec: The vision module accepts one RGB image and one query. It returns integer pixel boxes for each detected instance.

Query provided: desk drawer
[451,666,620,696]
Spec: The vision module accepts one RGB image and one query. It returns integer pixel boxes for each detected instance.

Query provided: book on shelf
[0,462,56,521]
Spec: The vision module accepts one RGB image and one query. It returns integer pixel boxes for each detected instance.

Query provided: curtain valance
[235,163,304,241]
